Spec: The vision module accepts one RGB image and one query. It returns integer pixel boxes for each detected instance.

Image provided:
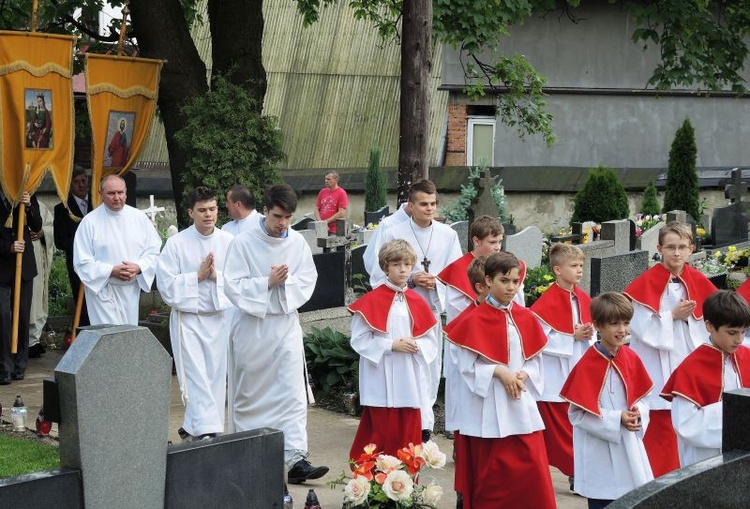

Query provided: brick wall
[445,103,467,166]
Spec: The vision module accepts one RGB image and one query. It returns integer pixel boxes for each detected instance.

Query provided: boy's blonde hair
[590,292,634,325]
[378,239,417,271]
[467,255,488,290]
[549,243,584,269]
[658,221,693,245]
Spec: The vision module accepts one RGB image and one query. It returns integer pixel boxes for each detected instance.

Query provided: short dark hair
[590,292,633,325]
[408,179,437,203]
[471,215,503,241]
[228,184,255,210]
[467,255,488,289]
[72,168,87,180]
[484,251,519,280]
[705,290,750,329]
[187,186,217,209]
[263,184,298,213]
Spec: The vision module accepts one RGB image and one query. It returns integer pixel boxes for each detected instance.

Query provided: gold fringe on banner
[0,61,71,79]
[87,83,157,100]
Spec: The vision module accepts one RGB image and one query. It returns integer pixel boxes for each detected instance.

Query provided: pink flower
[344,476,371,506]
[418,440,447,469]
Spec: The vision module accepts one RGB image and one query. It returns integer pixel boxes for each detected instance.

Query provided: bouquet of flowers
[331,442,446,508]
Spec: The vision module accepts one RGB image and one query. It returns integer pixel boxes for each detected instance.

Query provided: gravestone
[298,229,323,254]
[364,205,389,226]
[351,244,368,279]
[313,220,329,238]
[467,169,501,252]
[55,325,171,509]
[354,228,374,246]
[711,169,750,246]
[505,226,544,269]
[291,216,315,231]
[450,221,469,254]
[300,250,346,312]
[636,221,666,261]
[590,250,649,296]
[600,219,633,255]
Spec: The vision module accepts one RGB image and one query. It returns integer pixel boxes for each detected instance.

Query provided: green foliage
[641,180,661,216]
[174,75,284,225]
[662,118,700,220]
[0,434,60,478]
[364,145,387,212]
[49,249,72,317]
[303,326,359,394]
[571,166,630,224]
[442,166,507,223]
[352,273,372,297]
[523,265,556,307]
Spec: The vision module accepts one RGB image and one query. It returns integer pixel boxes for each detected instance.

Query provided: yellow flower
[729,246,737,252]
[714,251,723,259]
[696,227,706,236]
[543,274,554,281]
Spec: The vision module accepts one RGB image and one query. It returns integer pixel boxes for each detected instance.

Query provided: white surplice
[157,225,234,436]
[29,201,54,346]
[371,218,462,430]
[443,286,473,432]
[223,216,317,466]
[351,281,438,417]
[629,282,710,410]
[454,307,545,438]
[671,355,739,467]
[363,203,410,287]
[221,209,258,237]
[570,369,653,500]
[73,204,162,325]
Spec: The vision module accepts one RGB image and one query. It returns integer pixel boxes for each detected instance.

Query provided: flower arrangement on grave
[634,213,666,237]
[689,250,735,277]
[719,246,750,268]
[523,265,556,307]
[331,442,446,508]
[695,226,709,242]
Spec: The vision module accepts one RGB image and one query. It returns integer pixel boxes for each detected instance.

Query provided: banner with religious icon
[85,53,162,205]
[0,31,75,205]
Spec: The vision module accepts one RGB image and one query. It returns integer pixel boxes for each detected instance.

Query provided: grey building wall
[442,2,750,169]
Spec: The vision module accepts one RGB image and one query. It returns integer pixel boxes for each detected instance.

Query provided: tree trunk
[208,0,267,109]
[397,0,432,204]
[128,0,209,227]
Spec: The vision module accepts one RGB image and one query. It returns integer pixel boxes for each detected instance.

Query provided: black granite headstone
[0,469,82,509]
[590,250,649,296]
[291,216,315,231]
[299,250,345,312]
[723,388,750,453]
[364,205,389,226]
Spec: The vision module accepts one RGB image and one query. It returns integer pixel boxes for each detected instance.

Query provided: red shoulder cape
[437,252,475,300]
[623,263,717,319]
[560,345,653,417]
[530,282,592,335]
[660,343,750,408]
[444,301,547,365]
[736,279,750,304]
[347,284,437,338]
[518,259,527,286]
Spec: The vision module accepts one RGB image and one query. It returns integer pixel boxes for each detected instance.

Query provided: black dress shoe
[11,373,24,381]
[287,459,329,484]
[422,429,432,443]
[28,344,45,358]
[0,375,10,385]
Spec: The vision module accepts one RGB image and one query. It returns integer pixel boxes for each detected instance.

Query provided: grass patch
[0,433,60,478]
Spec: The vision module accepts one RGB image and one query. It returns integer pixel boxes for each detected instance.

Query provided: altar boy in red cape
[661,290,750,467]
[623,222,717,476]
[445,252,555,509]
[531,243,594,483]
[348,240,439,459]
[560,292,654,508]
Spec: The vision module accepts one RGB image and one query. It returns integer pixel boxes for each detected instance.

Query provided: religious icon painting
[103,110,135,168]
[24,89,53,150]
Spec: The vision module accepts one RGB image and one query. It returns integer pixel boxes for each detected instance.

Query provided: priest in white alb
[369,179,462,436]
[157,187,234,441]
[221,183,258,236]
[73,175,162,325]
[223,184,329,485]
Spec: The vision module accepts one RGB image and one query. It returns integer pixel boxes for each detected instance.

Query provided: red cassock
[530,282,592,477]
[446,302,555,509]
[347,285,437,458]
[661,343,750,407]
[623,263,717,475]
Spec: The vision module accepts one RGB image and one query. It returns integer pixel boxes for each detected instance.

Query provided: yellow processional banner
[0,31,75,205]
[85,53,162,205]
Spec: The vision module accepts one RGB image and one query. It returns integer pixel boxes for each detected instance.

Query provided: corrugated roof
[135,0,447,171]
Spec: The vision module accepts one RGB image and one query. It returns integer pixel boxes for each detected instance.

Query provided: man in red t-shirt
[314,171,348,235]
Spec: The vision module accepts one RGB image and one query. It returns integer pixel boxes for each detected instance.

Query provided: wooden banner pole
[11,203,26,354]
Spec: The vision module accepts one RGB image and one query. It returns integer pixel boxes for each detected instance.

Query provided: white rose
[382,470,414,502]
[375,454,402,472]
[419,440,447,469]
[421,482,443,506]
[344,476,371,506]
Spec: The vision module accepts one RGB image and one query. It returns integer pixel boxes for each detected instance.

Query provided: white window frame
[466,116,496,167]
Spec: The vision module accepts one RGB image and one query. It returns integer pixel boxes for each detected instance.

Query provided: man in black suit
[0,190,41,384]
[54,168,91,327]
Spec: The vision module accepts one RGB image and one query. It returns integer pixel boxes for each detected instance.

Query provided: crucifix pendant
[422,257,430,273]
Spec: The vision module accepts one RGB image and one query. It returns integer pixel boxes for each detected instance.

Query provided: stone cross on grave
[725,168,749,203]
[139,194,165,225]
[466,168,500,251]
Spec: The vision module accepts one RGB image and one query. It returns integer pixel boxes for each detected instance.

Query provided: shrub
[641,180,661,216]
[663,118,699,220]
[364,145,387,212]
[303,326,359,394]
[48,249,72,316]
[442,165,507,223]
[174,75,285,226]
[571,166,629,223]
[524,265,556,307]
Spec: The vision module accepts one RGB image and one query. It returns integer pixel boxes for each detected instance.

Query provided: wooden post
[71,284,85,343]
[11,203,26,354]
